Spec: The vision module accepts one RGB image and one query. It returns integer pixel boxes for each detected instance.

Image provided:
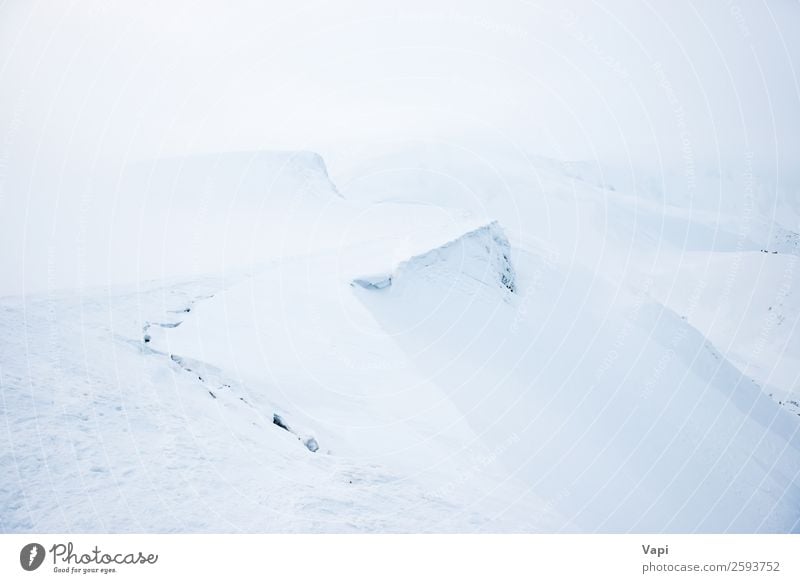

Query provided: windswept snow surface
[2,150,799,533]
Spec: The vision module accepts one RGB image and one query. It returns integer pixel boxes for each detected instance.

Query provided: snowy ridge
[132,149,343,205]
[394,221,516,293]
[91,150,352,288]
[354,221,516,295]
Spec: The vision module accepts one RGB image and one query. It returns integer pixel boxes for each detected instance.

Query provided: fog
[1,0,799,294]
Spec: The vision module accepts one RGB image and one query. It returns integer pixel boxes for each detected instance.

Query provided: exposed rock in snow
[352,275,392,290]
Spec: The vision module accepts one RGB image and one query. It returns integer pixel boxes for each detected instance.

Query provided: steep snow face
[356,243,800,532]
[353,222,516,296]
[392,222,516,294]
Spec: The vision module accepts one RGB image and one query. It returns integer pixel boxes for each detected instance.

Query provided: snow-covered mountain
[2,149,798,533]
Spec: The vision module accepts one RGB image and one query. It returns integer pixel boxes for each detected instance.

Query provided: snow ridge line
[140,290,321,453]
[352,221,517,293]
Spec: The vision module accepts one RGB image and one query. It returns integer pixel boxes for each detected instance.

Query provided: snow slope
[648,252,800,412]
[355,234,800,532]
[2,149,799,533]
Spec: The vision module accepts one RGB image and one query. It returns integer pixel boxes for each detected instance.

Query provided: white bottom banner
[1,534,797,582]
